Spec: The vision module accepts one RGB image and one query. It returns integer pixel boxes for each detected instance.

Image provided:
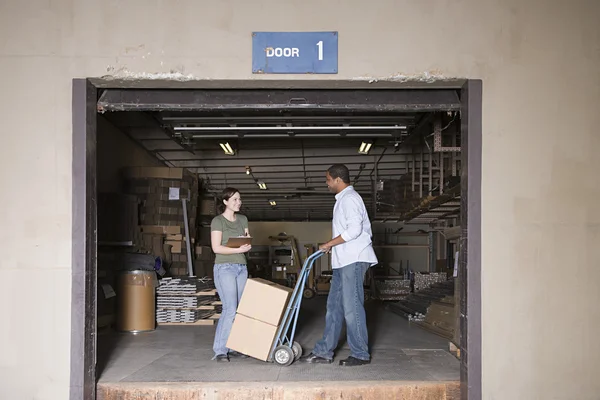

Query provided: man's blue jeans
[312,262,370,361]
[212,263,247,357]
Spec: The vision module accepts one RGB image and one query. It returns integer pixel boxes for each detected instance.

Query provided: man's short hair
[327,164,351,184]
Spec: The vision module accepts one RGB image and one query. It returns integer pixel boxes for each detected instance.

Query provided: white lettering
[316,41,323,61]
[266,47,300,58]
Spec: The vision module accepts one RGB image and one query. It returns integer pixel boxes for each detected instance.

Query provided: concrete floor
[98,298,459,384]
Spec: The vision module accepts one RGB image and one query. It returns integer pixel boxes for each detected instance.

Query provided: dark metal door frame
[71,79,482,400]
[71,79,98,400]
[460,80,482,399]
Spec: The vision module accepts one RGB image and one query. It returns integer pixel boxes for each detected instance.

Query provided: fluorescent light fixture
[219,142,235,155]
[269,200,277,206]
[358,141,373,155]
[257,181,267,190]
[176,125,407,131]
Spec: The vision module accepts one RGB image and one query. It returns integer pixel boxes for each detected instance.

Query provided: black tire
[273,345,294,366]
[292,341,303,361]
[303,288,316,299]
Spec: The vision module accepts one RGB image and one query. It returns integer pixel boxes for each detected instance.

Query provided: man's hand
[319,243,332,253]
[319,235,346,254]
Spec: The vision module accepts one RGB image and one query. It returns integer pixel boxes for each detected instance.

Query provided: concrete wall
[0,1,599,399]
[372,223,433,273]
[97,115,164,193]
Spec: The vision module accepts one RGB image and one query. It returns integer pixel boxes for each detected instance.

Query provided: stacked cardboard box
[136,225,179,259]
[227,278,293,361]
[122,167,199,276]
[199,197,216,216]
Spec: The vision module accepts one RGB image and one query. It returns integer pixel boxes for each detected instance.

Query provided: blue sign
[252,32,338,74]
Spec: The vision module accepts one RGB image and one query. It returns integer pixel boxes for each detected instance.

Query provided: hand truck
[268,250,325,366]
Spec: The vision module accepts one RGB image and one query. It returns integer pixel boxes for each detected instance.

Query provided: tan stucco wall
[1,1,599,399]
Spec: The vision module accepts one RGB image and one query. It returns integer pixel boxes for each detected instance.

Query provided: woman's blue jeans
[212,263,248,357]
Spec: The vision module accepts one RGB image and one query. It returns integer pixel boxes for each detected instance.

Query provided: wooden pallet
[157,313,220,327]
[157,289,217,296]
[156,301,222,311]
[158,319,215,326]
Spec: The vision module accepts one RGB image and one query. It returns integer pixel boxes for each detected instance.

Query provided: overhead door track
[97,89,461,113]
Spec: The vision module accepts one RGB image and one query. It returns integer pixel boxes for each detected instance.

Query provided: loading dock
[72,79,481,399]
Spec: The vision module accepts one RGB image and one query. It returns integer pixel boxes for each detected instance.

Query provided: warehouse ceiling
[101,92,461,223]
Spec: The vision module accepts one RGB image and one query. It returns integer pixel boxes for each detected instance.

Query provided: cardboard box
[122,167,184,180]
[236,278,293,327]
[200,199,216,216]
[166,240,182,253]
[226,314,279,361]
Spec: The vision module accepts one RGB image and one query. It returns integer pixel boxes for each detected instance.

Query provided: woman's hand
[238,244,252,253]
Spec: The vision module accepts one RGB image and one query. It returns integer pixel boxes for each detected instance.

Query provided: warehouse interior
[91,86,470,395]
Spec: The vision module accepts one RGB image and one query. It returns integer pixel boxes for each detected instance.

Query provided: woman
[210,187,252,362]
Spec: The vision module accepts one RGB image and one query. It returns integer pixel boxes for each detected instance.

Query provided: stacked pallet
[375,279,411,300]
[418,296,456,339]
[388,279,453,319]
[156,278,220,325]
[387,280,456,340]
[414,272,447,291]
[122,167,199,276]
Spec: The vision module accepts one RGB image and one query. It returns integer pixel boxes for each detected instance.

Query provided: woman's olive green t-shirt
[210,214,248,265]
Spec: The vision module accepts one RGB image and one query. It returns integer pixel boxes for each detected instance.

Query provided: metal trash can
[117,270,157,333]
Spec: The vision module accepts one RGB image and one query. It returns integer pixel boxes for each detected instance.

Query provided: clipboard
[225,236,252,248]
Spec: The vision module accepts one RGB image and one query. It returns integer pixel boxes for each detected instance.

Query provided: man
[299,164,378,366]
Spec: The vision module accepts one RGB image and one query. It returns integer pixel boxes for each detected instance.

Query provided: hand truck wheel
[292,341,303,361]
[273,345,294,366]
[303,287,316,299]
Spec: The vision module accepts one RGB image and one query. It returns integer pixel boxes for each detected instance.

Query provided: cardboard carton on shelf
[200,199,216,216]
[227,278,294,361]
